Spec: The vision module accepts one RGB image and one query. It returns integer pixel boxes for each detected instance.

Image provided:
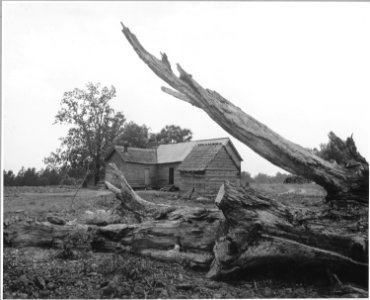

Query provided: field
[2,183,360,298]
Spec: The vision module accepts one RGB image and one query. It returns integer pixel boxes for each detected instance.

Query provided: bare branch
[119,22,368,202]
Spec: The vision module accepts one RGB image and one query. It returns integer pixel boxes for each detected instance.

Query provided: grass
[2,184,360,298]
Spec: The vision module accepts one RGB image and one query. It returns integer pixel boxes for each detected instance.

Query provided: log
[4,168,367,284]
[207,181,368,284]
[4,164,223,270]
[4,219,217,269]
[119,22,369,203]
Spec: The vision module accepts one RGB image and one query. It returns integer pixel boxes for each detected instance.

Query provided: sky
[2,1,369,176]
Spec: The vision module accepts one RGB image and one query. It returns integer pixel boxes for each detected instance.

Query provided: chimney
[123,141,129,153]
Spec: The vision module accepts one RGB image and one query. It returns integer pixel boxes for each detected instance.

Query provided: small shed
[105,137,243,197]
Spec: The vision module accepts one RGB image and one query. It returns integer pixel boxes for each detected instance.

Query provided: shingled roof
[156,138,231,164]
[111,146,156,164]
[177,143,224,172]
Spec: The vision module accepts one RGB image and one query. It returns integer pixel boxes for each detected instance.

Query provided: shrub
[55,230,93,260]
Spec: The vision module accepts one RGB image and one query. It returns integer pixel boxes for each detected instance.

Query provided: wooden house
[105,137,242,197]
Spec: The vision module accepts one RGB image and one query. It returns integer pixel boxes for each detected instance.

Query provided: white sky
[2,1,369,176]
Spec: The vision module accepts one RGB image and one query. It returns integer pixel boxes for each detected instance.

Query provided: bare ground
[3,184,364,298]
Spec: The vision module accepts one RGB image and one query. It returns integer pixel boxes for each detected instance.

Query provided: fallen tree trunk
[4,168,367,284]
[207,182,368,283]
[4,164,223,269]
[119,22,368,203]
[4,218,217,269]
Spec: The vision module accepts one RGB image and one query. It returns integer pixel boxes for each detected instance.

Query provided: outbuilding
[105,137,242,197]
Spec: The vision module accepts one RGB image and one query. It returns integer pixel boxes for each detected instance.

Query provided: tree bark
[207,181,368,284]
[119,22,368,203]
[4,218,217,270]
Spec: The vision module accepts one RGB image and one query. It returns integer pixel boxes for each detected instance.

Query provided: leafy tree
[116,123,193,148]
[12,167,39,186]
[241,171,254,186]
[3,170,16,186]
[274,172,290,183]
[38,168,62,186]
[15,167,26,186]
[22,168,40,186]
[116,121,151,148]
[45,83,126,184]
[153,125,192,145]
[253,173,271,184]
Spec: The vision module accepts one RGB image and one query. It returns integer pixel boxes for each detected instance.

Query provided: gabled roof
[109,146,156,164]
[177,143,224,172]
[156,137,231,164]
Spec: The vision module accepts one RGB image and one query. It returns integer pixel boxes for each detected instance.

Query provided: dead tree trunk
[119,22,368,203]
[4,218,218,269]
[207,182,368,282]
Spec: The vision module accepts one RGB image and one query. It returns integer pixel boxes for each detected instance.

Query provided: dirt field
[2,184,361,298]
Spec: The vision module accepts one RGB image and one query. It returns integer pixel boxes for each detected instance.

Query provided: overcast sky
[2,2,369,176]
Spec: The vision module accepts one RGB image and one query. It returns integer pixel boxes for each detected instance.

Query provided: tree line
[241,171,290,185]
[3,168,64,187]
[3,168,292,187]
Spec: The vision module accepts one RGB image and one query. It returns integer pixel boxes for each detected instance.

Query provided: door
[144,169,150,186]
[169,167,174,185]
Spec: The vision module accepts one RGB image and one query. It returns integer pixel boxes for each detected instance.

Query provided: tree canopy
[3,167,63,186]
[115,123,193,149]
[116,121,151,148]
[154,125,192,145]
[45,83,126,184]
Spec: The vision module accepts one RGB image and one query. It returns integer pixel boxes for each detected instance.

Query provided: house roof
[111,146,156,164]
[177,143,224,172]
[156,137,231,164]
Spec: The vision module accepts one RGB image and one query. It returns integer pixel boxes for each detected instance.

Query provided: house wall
[105,152,156,188]
[156,162,181,187]
[204,147,241,196]
[179,147,241,197]
[178,172,207,194]
[224,143,242,171]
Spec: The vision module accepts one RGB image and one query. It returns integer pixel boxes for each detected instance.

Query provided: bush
[283,175,311,184]
[55,230,93,260]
